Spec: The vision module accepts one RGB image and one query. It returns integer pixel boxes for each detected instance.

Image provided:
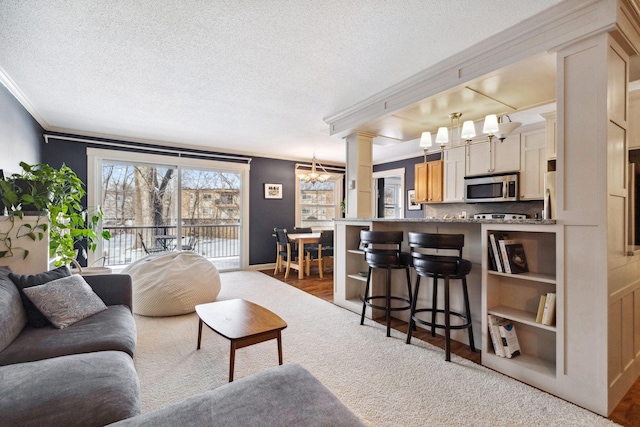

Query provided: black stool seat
[411,253,472,277]
[406,232,475,361]
[359,230,412,337]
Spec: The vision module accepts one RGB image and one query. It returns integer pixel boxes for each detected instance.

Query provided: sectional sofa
[0,267,140,426]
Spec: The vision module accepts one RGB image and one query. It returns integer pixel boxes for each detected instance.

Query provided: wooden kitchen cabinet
[415,160,443,203]
[466,135,520,177]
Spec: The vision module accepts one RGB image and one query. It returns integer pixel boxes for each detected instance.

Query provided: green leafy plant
[0,162,110,266]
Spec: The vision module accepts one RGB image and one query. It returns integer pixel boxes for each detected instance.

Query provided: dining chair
[138,233,166,255]
[274,228,293,278]
[182,235,198,251]
[305,230,334,278]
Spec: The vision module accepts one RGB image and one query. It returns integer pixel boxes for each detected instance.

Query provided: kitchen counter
[334,217,556,225]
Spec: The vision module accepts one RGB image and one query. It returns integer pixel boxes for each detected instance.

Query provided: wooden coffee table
[196,299,287,382]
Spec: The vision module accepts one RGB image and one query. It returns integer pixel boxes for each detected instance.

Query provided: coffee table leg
[277,332,283,365]
[197,318,203,350]
[229,341,236,382]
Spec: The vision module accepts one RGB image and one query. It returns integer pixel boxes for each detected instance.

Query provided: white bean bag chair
[122,251,221,316]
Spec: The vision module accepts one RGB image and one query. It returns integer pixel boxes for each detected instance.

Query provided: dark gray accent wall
[0,84,43,174]
[249,157,298,265]
[374,153,440,219]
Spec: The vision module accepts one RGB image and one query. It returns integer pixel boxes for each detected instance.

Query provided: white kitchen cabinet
[465,140,491,176]
[541,112,557,160]
[443,146,466,202]
[520,129,546,200]
[465,134,520,176]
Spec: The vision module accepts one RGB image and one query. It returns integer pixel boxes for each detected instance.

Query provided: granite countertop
[334,217,556,225]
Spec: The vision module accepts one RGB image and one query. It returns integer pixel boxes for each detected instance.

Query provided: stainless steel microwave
[464,172,519,203]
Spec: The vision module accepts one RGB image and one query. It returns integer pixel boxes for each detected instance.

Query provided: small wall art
[264,183,283,199]
[407,190,421,210]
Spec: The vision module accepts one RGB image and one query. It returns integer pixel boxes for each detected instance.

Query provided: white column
[344,132,374,219]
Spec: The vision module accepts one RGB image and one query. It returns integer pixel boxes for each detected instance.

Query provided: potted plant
[0,162,110,266]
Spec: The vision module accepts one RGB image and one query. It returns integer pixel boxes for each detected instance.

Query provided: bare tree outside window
[100,162,241,268]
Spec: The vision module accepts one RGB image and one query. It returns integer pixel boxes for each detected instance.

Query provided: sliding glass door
[88,148,248,271]
[179,168,241,270]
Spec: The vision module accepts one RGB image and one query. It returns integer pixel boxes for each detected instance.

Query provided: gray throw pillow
[22,275,107,329]
[9,266,71,327]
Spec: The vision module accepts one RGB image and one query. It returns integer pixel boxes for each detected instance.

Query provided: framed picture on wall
[407,190,421,210]
[264,183,283,199]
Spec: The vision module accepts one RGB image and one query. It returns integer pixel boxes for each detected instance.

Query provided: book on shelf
[488,233,507,273]
[495,239,529,274]
[504,242,529,274]
[487,314,506,357]
[535,294,547,323]
[498,321,521,358]
[498,238,517,274]
[541,292,556,326]
[488,246,497,271]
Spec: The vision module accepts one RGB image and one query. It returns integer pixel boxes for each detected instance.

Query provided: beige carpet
[133,271,617,427]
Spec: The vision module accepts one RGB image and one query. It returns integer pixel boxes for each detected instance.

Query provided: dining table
[153,235,177,250]
[287,232,321,279]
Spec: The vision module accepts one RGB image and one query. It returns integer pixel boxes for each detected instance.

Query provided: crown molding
[0,66,50,129]
[45,126,345,166]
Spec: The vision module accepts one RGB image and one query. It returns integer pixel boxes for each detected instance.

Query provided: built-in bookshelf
[482,224,560,387]
[334,221,372,315]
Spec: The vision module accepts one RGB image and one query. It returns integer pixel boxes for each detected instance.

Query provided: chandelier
[297,154,331,183]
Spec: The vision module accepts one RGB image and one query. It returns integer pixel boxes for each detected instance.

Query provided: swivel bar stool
[360,230,412,337]
[406,232,475,361]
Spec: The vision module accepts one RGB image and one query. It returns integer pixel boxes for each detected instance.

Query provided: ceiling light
[435,127,449,150]
[460,120,476,144]
[483,114,499,143]
[419,131,432,149]
[497,115,521,142]
[419,131,432,162]
[297,154,331,183]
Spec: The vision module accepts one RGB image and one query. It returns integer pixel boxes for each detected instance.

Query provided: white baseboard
[248,263,276,271]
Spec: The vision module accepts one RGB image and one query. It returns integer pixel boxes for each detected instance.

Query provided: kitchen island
[334,217,560,402]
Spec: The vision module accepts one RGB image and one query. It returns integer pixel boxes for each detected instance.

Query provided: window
[88,148,249,271]
[296,178,342,229]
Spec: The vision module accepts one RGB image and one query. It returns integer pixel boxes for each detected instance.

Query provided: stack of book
[487,314,521,358]
[488,233,529,274]
[536,292,556,326]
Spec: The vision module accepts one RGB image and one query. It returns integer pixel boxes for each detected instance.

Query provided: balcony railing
[102,224,240,267]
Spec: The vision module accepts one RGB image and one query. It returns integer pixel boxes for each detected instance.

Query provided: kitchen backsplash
[422,200,544,219]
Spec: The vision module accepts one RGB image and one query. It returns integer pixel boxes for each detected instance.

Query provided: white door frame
[372,168,405,219]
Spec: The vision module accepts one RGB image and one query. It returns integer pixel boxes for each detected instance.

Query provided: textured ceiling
[0,0,562,164]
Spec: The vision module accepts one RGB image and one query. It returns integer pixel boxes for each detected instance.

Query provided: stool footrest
[360,295,411,312]
[411,308,472,330]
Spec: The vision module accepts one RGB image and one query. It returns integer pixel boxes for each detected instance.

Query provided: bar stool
[406,232,475,361]
[360,230,412,337]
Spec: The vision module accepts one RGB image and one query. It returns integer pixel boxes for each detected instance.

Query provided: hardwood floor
[260,267,638,426]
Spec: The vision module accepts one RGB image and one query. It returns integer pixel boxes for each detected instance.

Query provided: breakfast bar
[334,216,559,399]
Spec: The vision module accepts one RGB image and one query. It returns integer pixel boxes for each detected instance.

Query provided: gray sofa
[0,267,140,427]
[111,363,366,427]
[0,267,365,426]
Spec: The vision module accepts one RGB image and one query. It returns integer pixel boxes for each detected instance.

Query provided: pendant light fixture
[460,120,476,144]
[297,154,331,183]
[483,114,499,143]
[496,115,521,142]
[435,127,449,151]
[419,131,432,162]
